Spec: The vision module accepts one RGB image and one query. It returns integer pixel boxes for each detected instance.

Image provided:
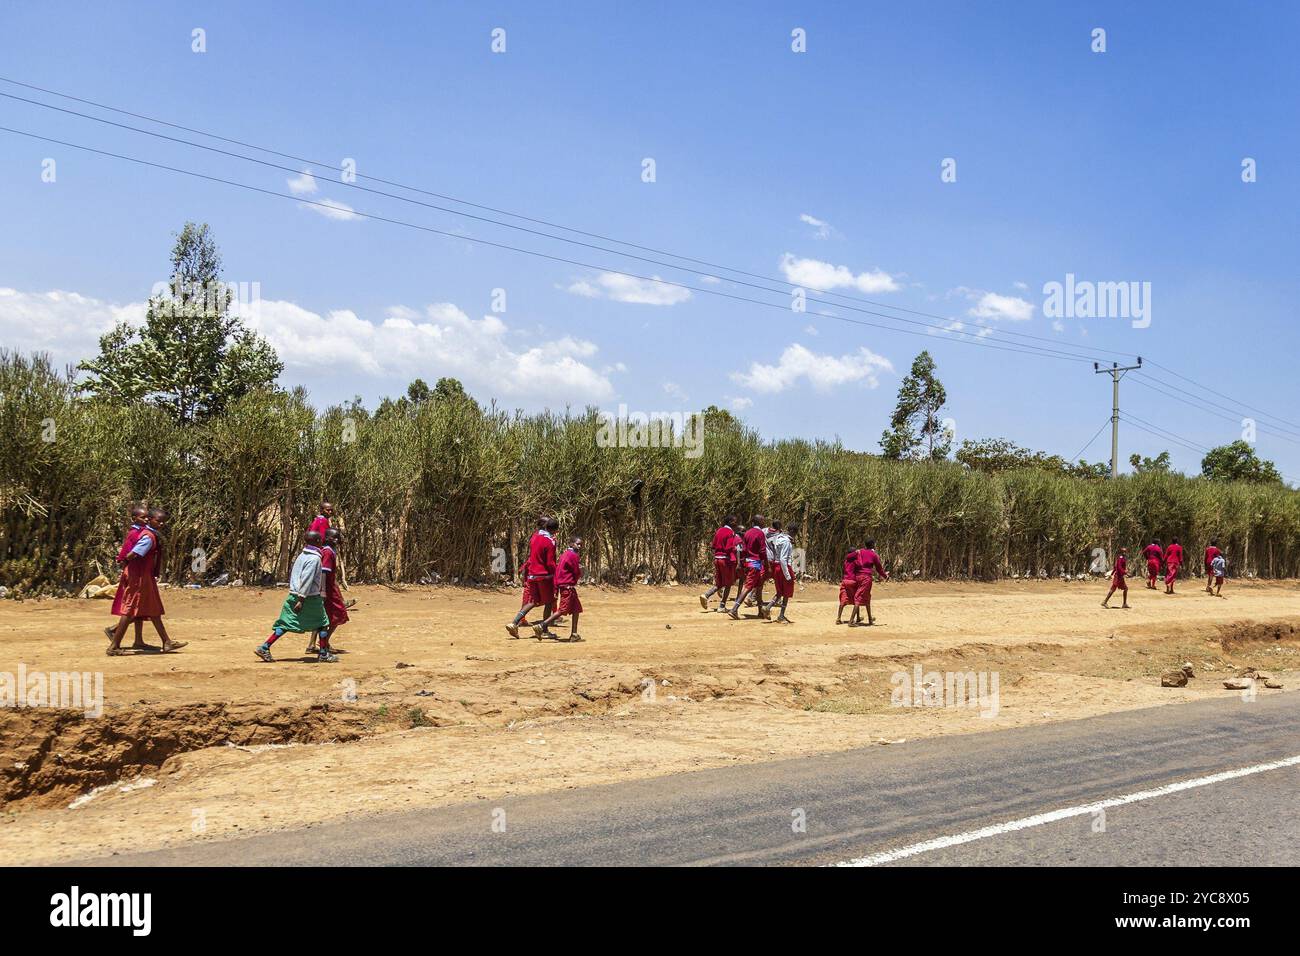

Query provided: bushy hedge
[3,351,1298,592]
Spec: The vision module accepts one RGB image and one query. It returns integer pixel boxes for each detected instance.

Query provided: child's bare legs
[146,617,186,651]
[775,595,790,623]
[129,618,156,650]
[1102,585,1116,607]
[1206,573,1214,593]
[106,616,132,654]
[532,610,565,638]
[1215,578,1223,596]
[567,611,581,641]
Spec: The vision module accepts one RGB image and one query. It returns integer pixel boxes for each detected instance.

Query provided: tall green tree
[880,350,951,460]
[1201,440,1282,483]
[78,222,282,424]
[1129,450,1173,474]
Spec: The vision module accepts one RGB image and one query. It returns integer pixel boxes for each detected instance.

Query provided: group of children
[505,516,585,641]
[105,498,1240,657]
[1104,537,1228,608]
[104,500,350,661]
[698,515,888,625]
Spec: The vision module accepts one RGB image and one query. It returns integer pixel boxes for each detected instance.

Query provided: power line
[1120,411,1212,454]
[1071,418,1113,462]
[0,124,1102,367]
[1145,358,1300,434]
[0,77,1131,366]
[1129,375,1300,447]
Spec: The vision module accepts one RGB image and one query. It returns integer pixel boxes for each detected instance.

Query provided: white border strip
[835,753,1300,867]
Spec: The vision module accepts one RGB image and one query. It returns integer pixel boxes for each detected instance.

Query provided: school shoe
[698,595,708,610]
[317,650,339,663]
[254,643,274,662]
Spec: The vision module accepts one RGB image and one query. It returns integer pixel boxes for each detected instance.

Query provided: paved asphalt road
[82,693,1300,866]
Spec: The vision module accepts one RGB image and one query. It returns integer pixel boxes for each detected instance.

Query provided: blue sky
[2,1,1297,478]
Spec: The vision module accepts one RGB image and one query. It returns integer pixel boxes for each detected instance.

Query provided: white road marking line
[835,753,1300,867]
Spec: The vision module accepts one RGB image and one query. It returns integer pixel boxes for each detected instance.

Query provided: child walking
[106,507,185,654]
[533,537,585,641]
[255,530,336,662]
[307,527,350,654]
[1102,547,1131,609]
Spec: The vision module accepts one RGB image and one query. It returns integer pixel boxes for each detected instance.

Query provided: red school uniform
[741,526,767,591]
[522,530,558,607]
[309,514,331,539]
[1164,542,1183,585]
[838,553,858,607]
[320,544,350,628]
[853,548,885,605]
[110,523,145,614]
[1204,545,1221,574]
[554,547,583,615]
[112,526,166,618]
[1142,543,1163,583]
[711,525,736,588]
[1112,554,1128,589]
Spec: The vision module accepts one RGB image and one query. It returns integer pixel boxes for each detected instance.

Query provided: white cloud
[303,197,360,221]
[968,291,1034,322]
[662,381,687,402]
[728,396,753,411]
[1013,280,1029,291]
[0,288,146,364]
[697,274,722,284]
[779,254,899,294]
[287,169,318,196]
[730,343,893,394]
[799,213,837,240]
[804,324,818,336]
[0,287,615,405]
[567,272,691,305]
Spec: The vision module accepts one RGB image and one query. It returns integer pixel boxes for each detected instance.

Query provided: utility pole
[1093,357,1142,478]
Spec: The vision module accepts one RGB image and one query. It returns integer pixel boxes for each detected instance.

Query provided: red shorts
[556,586,583,615]
[713,559,736,588]
[853,575,873,606]
[1147,559,1160,576]
[743,563,765,592]
[839,580,856,606]
[523,576,554,607]
[772,565,794,598]
[1112,574,1128,590]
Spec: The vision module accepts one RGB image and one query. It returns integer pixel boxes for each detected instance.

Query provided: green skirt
[274,594,329,633]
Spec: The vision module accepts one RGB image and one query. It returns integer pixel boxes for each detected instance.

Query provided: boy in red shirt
[699,515,741,612]
[533,537,584,641]
[848,540,888,626]
[727,515,770,619]
[1204,540,1222,594]
[507,517,558,637]
[835,547,859,624]
[1142,540,1163,590]
[1102,547,1130,608]
[1163,537,1184,593]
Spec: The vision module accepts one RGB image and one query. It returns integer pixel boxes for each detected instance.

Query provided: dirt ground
[2,577,1298,863]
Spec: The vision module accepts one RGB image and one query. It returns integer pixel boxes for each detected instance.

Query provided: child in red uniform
[835,548,859,624]
[1204,540,1222,594]
[533,537,584,641]
[848,540,888,626]
[104,503,156,651]
[765,521,798,624]
[727,515,769,619]
[507,517,558,637]
[308,528,350,654]
[107,508,185,654]
[309,502,333,539]
[1102,547,1130,608]
[1163,537,1184,593]
[1142,540,1163,590]
[699,515,741,611]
